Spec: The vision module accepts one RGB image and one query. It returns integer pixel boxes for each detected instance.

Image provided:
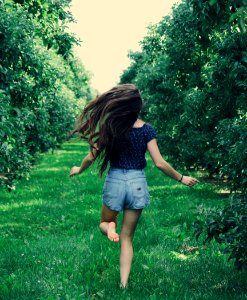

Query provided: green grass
[0,142,246,300]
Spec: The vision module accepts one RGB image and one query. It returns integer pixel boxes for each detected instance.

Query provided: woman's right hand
[181,176,200,187]
[70,166,81,177]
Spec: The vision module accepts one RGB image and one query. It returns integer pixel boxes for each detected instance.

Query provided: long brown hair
[71,84,143,176]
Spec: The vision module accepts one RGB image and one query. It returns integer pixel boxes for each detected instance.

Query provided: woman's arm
[70,147,97,177]
[147,139,199,187]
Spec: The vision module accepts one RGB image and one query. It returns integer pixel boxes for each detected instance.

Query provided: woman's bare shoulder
[133,119,145,128]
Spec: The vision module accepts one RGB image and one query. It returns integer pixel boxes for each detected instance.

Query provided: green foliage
[0,1,92,189]
[216,116,247,192]
[120,0,247,187]
[0,91,33,188]
[11,0,79,58]
[193,194,247,271]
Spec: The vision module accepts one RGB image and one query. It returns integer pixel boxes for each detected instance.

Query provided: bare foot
[107,222,119,242]
[120,282,128,289]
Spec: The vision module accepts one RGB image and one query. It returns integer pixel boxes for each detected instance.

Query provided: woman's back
[110,121,157,170]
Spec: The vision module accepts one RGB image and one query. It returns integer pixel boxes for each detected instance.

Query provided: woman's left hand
[181,176,200,187]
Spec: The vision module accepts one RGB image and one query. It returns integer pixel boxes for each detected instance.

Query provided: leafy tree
[10,0,79,58]
[0,1,92,189]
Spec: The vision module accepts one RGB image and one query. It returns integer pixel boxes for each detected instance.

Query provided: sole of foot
[107,222,119,242]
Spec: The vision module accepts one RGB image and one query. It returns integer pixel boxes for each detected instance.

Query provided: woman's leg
[120,209,142,288]
[100,204,119,242]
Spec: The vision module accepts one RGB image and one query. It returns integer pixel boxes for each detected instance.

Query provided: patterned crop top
[110,123,157,170]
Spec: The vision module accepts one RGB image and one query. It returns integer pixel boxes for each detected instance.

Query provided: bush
[0,91,33,189]
[193,194,247,271]
[215,116,247,193]
[0,2,91,189]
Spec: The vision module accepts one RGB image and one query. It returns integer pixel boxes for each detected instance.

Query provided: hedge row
[0,1,92,189]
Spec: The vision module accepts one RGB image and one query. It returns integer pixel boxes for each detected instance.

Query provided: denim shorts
[102,167,150,212]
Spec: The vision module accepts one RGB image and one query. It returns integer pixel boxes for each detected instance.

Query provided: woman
[70,84,199,288]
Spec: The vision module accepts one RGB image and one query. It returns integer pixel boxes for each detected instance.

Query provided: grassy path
[0,142,246,300]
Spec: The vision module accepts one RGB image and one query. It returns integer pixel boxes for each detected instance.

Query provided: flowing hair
[71,84,143,176]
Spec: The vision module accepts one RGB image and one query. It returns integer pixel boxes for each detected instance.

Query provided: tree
[0,1,92,189]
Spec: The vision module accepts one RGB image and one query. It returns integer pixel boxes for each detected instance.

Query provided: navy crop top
[110,123,157,170]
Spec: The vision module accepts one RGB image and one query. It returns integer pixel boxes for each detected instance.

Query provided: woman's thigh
[100,204,119,223]
[120,209,143,239]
